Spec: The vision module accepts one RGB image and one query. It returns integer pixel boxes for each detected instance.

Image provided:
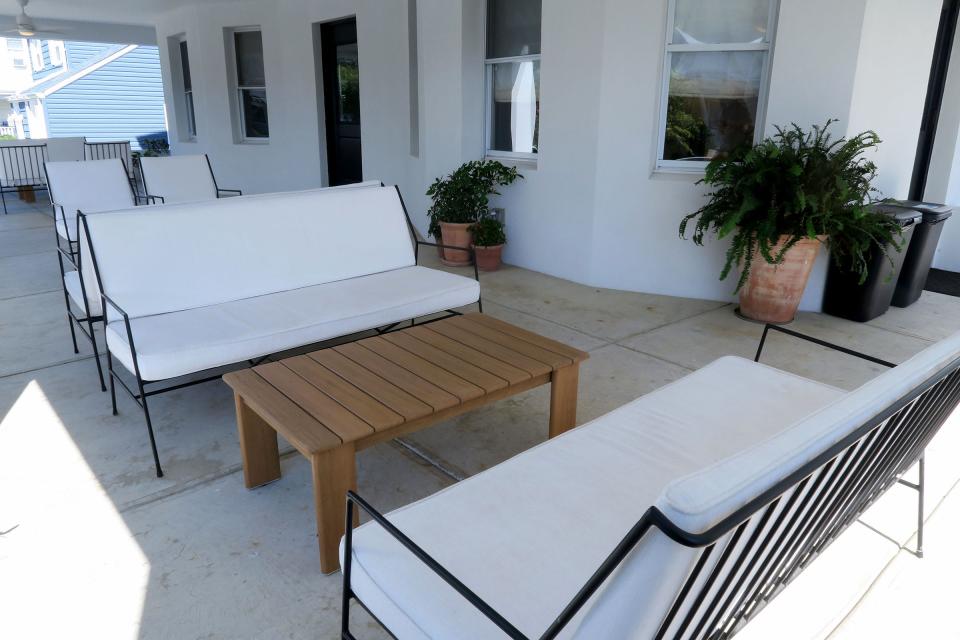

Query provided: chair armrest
[414,240,480,282]
[343,491,528,639]
[135,193,165,205]
[217,188,242,197]
[754,324,896,368]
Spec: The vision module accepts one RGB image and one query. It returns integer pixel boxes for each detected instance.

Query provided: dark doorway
[321,18,362,186]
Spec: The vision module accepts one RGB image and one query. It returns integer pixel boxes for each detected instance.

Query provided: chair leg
[136,377,164,478]
[87,318,106,392]
[916,454,925,558]
[1,190,6,215]
[106,350,118,416]
[66,314,79,354]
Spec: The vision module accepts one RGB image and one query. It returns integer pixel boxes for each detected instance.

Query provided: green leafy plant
[664,95,711,160]
[679,120,903,292]
[470,216,506,247]
[426,160,522,239]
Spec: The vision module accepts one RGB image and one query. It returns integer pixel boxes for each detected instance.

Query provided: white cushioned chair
[45,158,161,391]
[341,328,960,640]
[81,184,481,477]
[138,154,242,204]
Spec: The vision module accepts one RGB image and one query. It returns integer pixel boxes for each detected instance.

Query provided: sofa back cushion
[83,185,415,319]
[46,159,135,235]
[573,331,960,638]
[44,137,86,162]
[139,154,218,204]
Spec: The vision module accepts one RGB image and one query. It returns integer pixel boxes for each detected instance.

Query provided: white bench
[341,327,960,639]
[80,184,481,477]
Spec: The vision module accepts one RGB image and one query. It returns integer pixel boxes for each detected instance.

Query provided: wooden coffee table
[223,312,588,573]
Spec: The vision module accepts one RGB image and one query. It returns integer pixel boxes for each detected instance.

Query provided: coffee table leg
[312,443,358,574]
[549,365,580,438]
[235,394,282,489]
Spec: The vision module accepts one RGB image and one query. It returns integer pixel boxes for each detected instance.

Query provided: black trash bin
[885,200,953,308]
[822,205,922,322]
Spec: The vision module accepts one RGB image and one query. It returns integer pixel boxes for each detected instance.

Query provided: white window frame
[482,1,541,162]
[228,26,269,142]
[29,39,43,71]
[655,0,780,173]
[48,40,65,66]
[179,38,197,139]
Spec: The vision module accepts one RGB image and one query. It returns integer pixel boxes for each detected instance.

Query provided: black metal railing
[0,144,49,214]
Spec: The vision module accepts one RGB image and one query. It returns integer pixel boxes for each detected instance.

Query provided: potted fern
[680,120,903,324]
[426,160,522,266]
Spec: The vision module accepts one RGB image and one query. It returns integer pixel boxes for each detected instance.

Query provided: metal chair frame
[342,324,952,640]
[79,185,481,478]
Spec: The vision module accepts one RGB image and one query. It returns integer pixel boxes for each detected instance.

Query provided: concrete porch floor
[1,196,960,639]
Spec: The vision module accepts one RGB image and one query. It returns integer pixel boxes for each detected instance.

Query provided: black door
[322,18,362,186]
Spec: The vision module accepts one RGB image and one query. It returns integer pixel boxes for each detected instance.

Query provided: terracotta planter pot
[473,244,504,271]
[439,222,473,266]
[738,235,825,324]
[433,231,444,259]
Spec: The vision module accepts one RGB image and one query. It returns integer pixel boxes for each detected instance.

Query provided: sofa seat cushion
[343,357,844,640]
[63,271,102,316]
[105,266,479,381]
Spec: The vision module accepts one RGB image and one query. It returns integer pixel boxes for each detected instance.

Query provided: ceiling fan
[3,0,65,38]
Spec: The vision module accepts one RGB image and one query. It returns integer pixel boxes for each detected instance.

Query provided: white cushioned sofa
[81,184,481,477]
[341,328,960,640]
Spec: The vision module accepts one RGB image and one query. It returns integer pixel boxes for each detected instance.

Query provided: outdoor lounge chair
[138,154,242,204]
[79,184,480,477]
[341,326,960,640]
[45,158,162,390]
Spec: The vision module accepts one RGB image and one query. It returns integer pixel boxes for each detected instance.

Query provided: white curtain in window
[510,60,536,153]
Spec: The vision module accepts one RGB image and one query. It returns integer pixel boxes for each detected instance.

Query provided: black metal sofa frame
[341,324,954,640]
[79,185,481,479]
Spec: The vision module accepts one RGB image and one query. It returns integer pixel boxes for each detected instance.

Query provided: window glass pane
[489,60,540,154]
[179,41,192,91]
[241,88,269,138]
[673,0,770,44]
[664,51,762,161]
[234,30,265,86]
[486,0,541,58]
[336,42,360,124]
[185,91,196,136]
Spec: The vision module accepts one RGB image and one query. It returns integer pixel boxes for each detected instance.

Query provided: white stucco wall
[153,0,945,307]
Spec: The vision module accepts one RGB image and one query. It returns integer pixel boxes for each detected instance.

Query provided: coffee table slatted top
[223,313,589,457]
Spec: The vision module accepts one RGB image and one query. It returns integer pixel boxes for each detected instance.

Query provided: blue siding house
[11,40,166,151]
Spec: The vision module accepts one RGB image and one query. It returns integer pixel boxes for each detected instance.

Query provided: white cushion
[46,159,134,241]
[139,155,218,204]
[658,330,960,534]
[342,357,844,640]
[84,186,416,320]
[105,266,479,381]
[63,270,102,316]
[578,331,960,639]
[45,137,86,162]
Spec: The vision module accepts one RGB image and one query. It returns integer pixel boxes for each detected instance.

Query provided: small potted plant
[426,160,522,266]
[680,120,903,324]
[471,216,507,271]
